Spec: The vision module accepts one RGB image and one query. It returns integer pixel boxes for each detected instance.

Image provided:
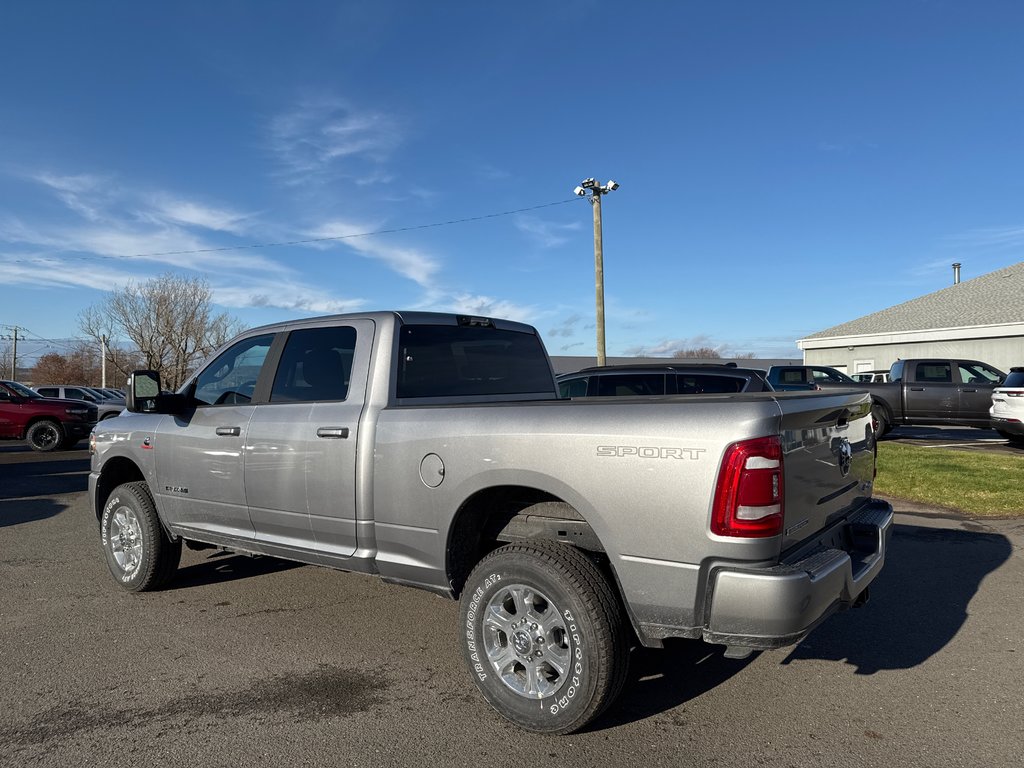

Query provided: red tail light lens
[711,436,784,538]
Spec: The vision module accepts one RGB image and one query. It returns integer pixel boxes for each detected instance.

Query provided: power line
[7,197,585,265]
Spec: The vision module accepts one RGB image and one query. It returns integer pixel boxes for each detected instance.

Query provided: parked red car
[0,380,98,451]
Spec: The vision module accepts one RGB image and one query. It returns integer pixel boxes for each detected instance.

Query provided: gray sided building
[797,261,1024,375]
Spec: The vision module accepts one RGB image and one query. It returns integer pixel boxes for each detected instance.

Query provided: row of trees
[23,274,240,390]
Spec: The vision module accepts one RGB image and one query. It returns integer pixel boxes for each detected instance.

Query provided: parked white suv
[990,367,1024,444]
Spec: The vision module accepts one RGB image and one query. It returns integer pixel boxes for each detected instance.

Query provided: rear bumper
[702,500,894,651]
[991,416,1024,436]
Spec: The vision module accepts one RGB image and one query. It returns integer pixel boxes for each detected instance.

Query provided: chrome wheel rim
[109,506,143,576]
[482,584,572,699]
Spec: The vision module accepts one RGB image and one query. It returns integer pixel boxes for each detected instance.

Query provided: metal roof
[802,261,1024,340]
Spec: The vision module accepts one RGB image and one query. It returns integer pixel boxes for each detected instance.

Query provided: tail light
[711,436,783,538]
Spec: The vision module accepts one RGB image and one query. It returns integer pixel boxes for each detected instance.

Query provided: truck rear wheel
[459,542,628,734]
[26,419,64,452]
[871,403,890,437]
[100,481,181,592]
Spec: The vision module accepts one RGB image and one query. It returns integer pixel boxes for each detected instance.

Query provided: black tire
[100,481,181,592]
[460,542,628,734]
[871,403,890,438]
[26,420,64,452]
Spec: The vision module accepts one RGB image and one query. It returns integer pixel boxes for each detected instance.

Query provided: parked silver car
[34,385,123,420]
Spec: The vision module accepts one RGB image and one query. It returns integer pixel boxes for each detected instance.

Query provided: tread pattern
[107,481,181,592]
[465,541,629,733]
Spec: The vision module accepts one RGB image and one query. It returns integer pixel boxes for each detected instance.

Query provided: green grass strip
[874,441,1024,516]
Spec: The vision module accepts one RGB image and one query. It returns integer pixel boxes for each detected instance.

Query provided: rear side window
[677,374,747,394]
[777,369,808,385]
[596,374,665,396]
[271,326,357,403]
[558,377,589,398]
[915,362,952,383]
[36,387,58,397]
[396,325,554,399]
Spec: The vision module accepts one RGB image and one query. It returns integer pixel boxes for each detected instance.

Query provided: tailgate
[775,391,875,551]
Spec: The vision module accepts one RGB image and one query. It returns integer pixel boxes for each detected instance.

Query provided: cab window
[270,326,357,403]
[915,362,952,383]
[192,334,274,406]
[958,362,1002,385]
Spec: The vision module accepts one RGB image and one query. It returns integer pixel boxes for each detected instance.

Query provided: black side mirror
[126,370,162,413]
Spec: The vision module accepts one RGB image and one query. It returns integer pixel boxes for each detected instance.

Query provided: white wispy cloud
[145,196,254,235]
[945,225,1024,251]
[33,172,113,222]
[268,96,402,185]
[212,281,365,314]
[304,219,441,288]
[514,215,581,248]
[446,293,538,323]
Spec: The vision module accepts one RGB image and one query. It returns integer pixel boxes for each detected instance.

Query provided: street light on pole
[573,178,619,367]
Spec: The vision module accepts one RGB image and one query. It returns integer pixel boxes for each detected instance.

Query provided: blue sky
[3,1,1024,362]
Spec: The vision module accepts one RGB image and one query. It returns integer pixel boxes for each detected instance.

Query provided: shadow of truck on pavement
[781,522,1013,672]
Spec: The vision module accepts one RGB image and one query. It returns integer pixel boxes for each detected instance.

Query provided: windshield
[6,381,41,398]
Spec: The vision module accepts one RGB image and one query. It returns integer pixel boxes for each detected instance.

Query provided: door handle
[316,426,350,439]
[910,387,925,391]
[216,426,241,436]
[961,388,977,393]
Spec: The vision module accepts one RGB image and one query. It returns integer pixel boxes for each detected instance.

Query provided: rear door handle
[316,427,350,439]
[216,426,241,436]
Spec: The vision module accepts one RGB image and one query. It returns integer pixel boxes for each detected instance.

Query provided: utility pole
[101,335,108,388]
[573,178,620,366]
[1,325,18,379]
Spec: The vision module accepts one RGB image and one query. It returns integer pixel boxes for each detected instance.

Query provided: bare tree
[79,273,242,390]
[672,346,722,359]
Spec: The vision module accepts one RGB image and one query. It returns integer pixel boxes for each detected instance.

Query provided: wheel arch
[95,456,147,522]
[21,415,63,439]
[446,486,610,596]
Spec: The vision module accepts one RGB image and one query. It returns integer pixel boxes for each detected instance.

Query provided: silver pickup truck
[89,311,893,734]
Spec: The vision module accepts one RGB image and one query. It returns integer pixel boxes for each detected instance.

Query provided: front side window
[192,334,274,406]
[270,326,357,403]
[959,362,1002,385]
[66,387,98,402]
[812,368,853,384]
[36,387,58,398]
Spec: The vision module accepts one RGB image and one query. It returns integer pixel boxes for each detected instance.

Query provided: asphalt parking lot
[884,424,1024,455]
[1,445,1022,767]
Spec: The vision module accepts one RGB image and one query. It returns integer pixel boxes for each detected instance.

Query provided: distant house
[797,261,1024,374]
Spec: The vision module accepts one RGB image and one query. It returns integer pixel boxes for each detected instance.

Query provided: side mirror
[126,370,162,413]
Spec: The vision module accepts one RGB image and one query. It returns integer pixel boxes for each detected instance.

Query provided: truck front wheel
[100,481,181,592]
[26,420,64,452]
[459,542,628,734]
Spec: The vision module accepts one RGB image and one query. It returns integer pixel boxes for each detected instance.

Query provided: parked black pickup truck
[769,360,1006,435]
[865,359,1005,434]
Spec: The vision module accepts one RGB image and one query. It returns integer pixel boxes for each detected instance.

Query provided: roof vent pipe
[952,262,961,285]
